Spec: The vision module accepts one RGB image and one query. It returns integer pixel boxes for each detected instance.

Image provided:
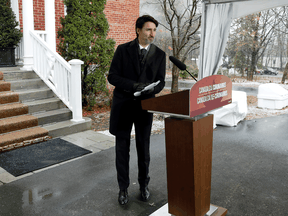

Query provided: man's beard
[145,37,154,44]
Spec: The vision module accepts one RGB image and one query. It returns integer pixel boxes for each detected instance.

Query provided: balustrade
[30,30,84,122]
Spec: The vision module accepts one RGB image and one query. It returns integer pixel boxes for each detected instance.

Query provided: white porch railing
[16,31,47,64]
[29,30,84,122]
[34,30,48,41]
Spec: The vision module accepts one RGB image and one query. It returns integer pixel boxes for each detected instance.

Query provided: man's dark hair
[135,15,159,37]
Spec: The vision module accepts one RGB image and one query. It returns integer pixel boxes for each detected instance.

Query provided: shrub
[57,0,115,106]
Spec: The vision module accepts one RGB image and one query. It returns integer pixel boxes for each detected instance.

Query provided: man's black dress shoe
[118,189,129,205]
[140,187,150,201]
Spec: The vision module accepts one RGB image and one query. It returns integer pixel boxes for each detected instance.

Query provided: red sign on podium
[189,75,232,117]
[141,75,232,118]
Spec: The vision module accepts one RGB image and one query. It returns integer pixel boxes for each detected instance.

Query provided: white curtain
[198,3,233,80]
[232,0,288,19]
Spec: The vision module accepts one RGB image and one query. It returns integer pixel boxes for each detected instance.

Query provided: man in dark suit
[108,15,166,205]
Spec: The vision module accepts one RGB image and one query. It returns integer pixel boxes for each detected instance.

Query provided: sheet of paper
[134,80,160,97]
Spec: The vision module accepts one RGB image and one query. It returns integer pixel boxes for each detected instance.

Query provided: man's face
[137,21,157,47]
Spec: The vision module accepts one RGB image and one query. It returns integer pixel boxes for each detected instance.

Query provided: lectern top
[141,75,232,118]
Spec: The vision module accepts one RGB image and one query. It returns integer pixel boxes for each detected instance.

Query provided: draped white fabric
[198,3,233,80]
[198,0,288,80]
[232,0,288,19]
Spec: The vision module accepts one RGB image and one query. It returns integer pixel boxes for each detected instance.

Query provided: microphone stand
[185,69,198,82]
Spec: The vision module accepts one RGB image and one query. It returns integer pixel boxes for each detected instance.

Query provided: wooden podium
[141,75,231,216]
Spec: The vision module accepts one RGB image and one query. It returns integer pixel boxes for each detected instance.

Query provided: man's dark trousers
[115,99,153,190]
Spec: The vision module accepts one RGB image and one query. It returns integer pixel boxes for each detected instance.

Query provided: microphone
[169,56,186,70]
[169,56,197,82]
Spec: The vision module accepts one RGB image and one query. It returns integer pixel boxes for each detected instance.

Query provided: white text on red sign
[197,82,227,104]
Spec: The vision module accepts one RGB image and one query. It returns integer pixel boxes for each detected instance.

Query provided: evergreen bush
[0,0,22,48]
[57,0,115,107]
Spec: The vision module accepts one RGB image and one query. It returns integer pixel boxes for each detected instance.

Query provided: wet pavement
[0,114,288,215]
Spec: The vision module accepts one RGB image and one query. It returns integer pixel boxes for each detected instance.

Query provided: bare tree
[226,9,281,81]
[281,62,288,84]
[248,13,261,81]
[142,0,201,93]
[273,6,288,84]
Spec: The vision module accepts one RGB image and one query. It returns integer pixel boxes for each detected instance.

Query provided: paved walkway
[0,130,168,216]
[0,114,288,215]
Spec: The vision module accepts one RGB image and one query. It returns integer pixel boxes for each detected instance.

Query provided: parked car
[254,68,263,75]
[263,68,278,75]
[244,67,263,75]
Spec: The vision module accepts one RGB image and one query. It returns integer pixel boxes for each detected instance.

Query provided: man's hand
[141,87,154,95]
[133,83,146,92]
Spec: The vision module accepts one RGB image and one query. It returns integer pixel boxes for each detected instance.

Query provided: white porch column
[11,0,20,24]
[45,0,56,52]
[21,0,34,70]
[69,59,85,123]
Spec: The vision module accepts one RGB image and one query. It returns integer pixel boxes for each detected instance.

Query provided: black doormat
[0,138,92,177]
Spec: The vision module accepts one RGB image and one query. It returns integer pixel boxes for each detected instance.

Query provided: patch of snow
[98,130,114,137]
[152,120,165,131]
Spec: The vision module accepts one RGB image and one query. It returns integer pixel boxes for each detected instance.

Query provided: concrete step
[2,70,39,81]
[9,78,46,90]
[0,115,38,134]
[23,98,67,114]
[0,66,22,72]
[0,67,91,143]
[0,81,11,91]
[0,91,19,104]
[0,126,49,147]
[34,108,72,126]
[43,117,92,137]
[0,103,29,119]
[17,88,56,102]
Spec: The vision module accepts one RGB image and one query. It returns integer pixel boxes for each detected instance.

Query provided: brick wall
[54,0,65,46]
[105,0,140,46]
[17,0,139,48]
[18,0,23,30]
[33,0,45,30]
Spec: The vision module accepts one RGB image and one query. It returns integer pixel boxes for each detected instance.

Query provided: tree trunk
[171,41,179,93]
[171,64,179,93]
[248,50,256,81]
[281,62,288,84]
[248,14,260,81]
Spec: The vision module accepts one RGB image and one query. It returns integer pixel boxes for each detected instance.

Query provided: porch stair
[0,66,91,152]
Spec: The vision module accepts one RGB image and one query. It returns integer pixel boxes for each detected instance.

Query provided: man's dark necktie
[140,48,147,63]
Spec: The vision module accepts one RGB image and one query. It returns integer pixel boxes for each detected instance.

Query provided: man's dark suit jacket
[108,39,166,138]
